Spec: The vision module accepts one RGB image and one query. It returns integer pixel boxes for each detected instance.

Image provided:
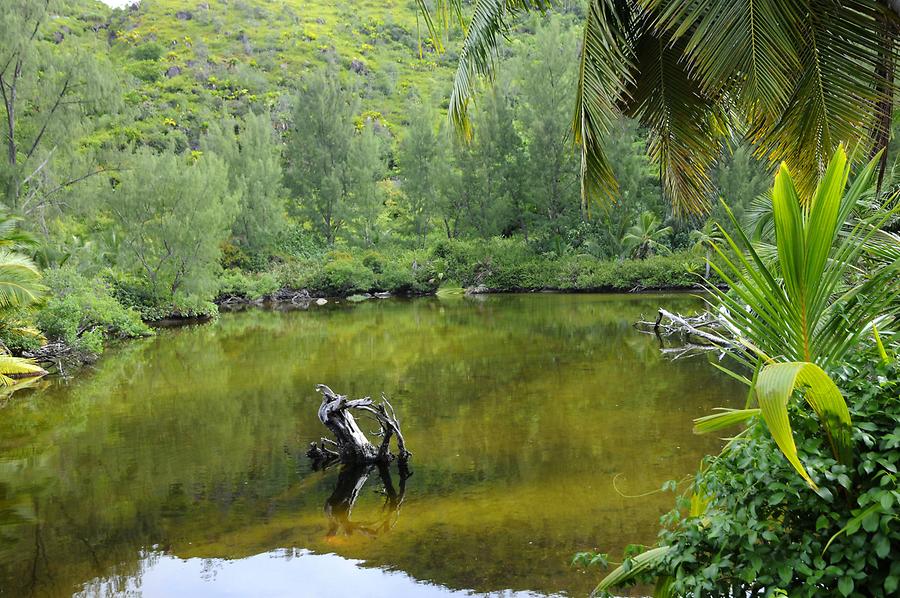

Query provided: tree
[105,149,236,300]
[0,0,117,213]
[398,101,444,245]
[513,17,581,242]
[456,85,522,238]
[688,220,723,279]
[284,71,359,245]
[420,1,900,214]
[348,123,386,247]
[621,211,672,259]
[202,112,286,258]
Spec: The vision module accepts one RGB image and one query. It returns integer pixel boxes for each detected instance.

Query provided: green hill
[71,0,462,149]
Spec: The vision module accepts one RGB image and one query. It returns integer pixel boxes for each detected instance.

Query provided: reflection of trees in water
[324,462,410,538]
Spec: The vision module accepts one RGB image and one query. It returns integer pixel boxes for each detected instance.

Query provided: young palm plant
[621,211,672,259]
[697,146,898,487]
[689,220,724,278]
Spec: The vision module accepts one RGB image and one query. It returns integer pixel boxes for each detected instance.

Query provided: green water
[0,293,741,597]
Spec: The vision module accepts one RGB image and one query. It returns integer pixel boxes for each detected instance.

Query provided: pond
[0,293,742,597]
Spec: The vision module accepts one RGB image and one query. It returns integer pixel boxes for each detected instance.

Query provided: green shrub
[316,258,376,295]
[129,42,164,61]
[217,268,280,301]
[35,268,152,354]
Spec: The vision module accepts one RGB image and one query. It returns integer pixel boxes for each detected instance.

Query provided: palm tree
[418,1,899,214]
[621,210,672,259]
[688,220,724,278]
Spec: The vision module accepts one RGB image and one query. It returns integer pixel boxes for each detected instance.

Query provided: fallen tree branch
[636,308,735,349]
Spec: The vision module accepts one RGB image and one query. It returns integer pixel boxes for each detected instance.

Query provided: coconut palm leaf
[625,29,722,215]
[592,545,673,597]
[0,250,45,309]
[0,354,47,387]
[693,407,761,434]
[645,0,804,121]
[416,0,551,139]
[573,0,635,205]
[707,147,898,367]
[755,361,852,489]
[420,0,899,216]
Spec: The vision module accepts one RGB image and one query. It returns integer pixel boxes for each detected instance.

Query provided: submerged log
[307,384,411,466]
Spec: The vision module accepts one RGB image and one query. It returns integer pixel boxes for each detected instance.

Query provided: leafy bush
[315,257,376,296]
[217,268,279,301]
[35,267,152,355]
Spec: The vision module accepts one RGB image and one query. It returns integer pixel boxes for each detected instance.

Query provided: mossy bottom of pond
[0,293,742,597]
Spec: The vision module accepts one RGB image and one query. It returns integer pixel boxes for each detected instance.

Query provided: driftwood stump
[306,384,411,467]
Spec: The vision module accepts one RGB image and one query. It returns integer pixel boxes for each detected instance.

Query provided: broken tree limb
[307,384,411,466]
[636,308,735,348]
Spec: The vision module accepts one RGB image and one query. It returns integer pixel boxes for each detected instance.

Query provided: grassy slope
[92,0,461,146]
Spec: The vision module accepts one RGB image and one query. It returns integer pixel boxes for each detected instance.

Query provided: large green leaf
[755,361,852,489]
[592,545,673,597]
[693,407,761,434]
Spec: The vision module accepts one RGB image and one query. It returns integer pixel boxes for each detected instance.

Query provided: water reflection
[325,462,410,539]
[0,293,742,596]
[78,549,559,598]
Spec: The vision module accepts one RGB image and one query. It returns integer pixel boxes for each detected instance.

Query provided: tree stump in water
[306,384,411,467]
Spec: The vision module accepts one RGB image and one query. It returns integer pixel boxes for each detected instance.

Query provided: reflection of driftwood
[307,385,410,466]
[325,462,410,537]
[636,308,736,359]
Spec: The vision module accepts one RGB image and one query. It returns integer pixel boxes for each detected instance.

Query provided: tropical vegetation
[581,149,900,596]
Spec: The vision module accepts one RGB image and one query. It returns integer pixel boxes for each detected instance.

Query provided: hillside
[70,0,464,149]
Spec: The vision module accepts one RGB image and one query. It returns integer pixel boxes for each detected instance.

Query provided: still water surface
[0,293,741,597]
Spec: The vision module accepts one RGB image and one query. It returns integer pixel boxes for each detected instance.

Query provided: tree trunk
[307,384,411,466]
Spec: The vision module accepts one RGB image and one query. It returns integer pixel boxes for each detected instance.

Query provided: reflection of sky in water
[78,549,558,598]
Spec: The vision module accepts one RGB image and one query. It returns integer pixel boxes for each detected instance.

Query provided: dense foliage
[602,348,898,597]
[579,150,900,597]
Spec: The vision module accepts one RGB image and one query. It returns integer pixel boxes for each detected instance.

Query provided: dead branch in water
[636,308,737,359]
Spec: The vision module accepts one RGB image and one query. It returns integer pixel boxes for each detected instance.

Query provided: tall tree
[284,71,359,245]
[398,101,443,245]
[348,123,386,247]
[420,0,900,214]
[202,112,286,257]
[514,17,581,241]
[0,0,117,213]
[457,84,522,238]
[105,149,236,299]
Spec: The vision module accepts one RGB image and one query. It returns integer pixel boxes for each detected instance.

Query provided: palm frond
[646,0,804,123]
[693,407,761,434]
[574,0,636,206]
[0,355,47,387]
[593,546,673,597]
[755,361,853,489]
[626,30,721,215]
[751,1,892,196]
[0,250,45,309]
[420,0,550,139]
